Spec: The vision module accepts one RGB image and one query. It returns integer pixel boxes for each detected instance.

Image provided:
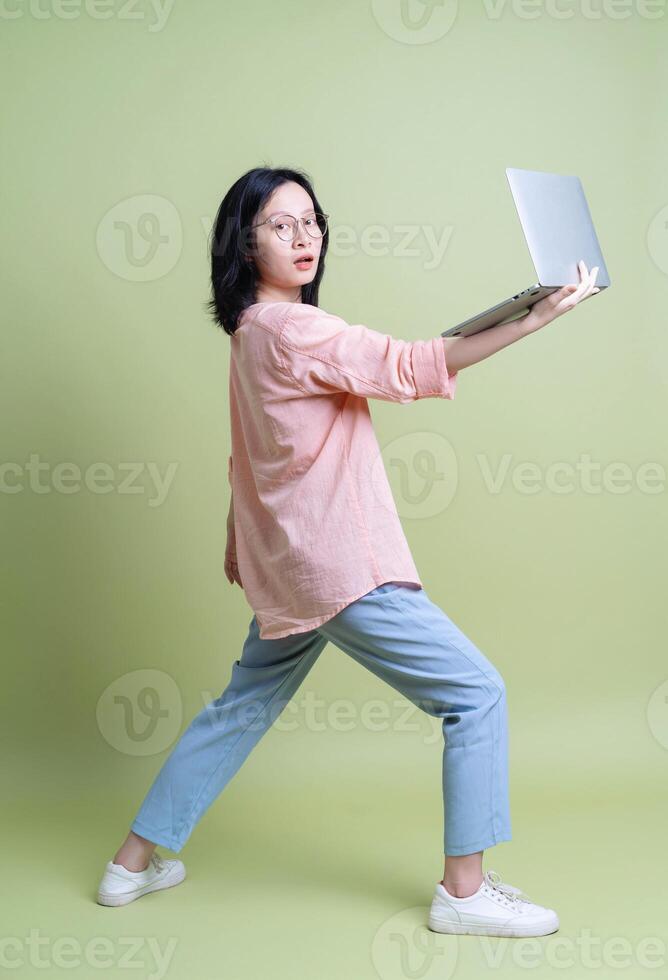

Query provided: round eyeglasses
[251,211,329,243]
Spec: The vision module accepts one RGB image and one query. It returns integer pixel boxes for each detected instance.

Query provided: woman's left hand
[522,260,600,335]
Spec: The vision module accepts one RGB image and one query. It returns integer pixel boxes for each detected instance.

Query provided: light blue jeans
[130,582,511,856]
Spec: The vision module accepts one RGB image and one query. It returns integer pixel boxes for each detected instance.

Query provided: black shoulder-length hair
[205,165,329,337]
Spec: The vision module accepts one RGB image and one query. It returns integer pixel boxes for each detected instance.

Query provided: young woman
[97,166,599,936]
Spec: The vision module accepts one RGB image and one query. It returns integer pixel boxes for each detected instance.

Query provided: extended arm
[442,260,600,374]
[442,316,529,373]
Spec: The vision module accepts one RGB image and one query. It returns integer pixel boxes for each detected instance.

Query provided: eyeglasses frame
[250,211,330,242]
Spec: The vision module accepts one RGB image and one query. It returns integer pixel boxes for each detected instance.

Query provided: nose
[293,217,310,246]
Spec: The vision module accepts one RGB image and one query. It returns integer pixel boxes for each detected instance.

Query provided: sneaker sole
[96,866,186,907]
[428,912,559,938]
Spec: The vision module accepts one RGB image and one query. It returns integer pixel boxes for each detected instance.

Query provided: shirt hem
[256,576,424,640]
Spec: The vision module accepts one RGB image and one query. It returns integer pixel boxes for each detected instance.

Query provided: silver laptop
[441,167,611,338]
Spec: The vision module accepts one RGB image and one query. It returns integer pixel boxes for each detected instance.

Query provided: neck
[255,285,302,304]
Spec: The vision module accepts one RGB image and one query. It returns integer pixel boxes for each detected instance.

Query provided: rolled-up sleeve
[278,305,457,404]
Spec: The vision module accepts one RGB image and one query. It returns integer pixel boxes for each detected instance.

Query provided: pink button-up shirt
[228,301,458,639]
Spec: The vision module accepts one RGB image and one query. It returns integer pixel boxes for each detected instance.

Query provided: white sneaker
[428,869,559,938]
[96,851,186,907]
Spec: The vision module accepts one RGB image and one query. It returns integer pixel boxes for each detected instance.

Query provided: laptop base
[441,283,558,337]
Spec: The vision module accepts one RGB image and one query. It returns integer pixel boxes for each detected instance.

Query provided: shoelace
[483,869,533,908]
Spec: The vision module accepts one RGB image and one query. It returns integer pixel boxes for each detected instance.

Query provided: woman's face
[249,181,323,303]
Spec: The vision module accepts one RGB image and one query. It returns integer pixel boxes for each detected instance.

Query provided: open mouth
[294,256,314,268]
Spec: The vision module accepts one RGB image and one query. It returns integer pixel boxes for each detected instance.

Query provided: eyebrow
[265,208,316,219]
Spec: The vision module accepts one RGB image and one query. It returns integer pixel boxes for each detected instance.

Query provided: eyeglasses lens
[274,213,328,241]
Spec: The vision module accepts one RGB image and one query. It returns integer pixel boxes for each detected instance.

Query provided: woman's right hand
[225,493,243,588]
[225,546,243,588]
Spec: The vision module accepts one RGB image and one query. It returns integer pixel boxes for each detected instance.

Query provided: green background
[2,1,666,977]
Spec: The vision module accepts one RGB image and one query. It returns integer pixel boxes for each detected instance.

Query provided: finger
[569,266,593,304]
[546,285,574,316]
[566,265,601,308]
[556,283,581,310]
[554,286,587,315]
[580,265,600,300]
[565,267,587,301]
[575,261,593,294]
[227,560,243,588]
[550,283,577,307]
